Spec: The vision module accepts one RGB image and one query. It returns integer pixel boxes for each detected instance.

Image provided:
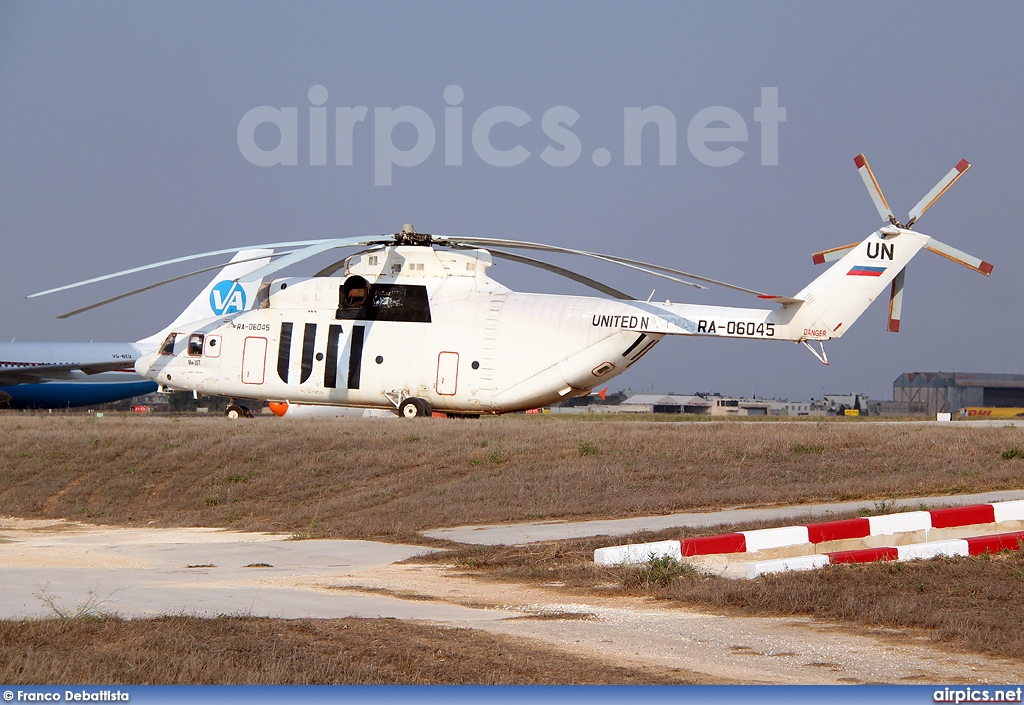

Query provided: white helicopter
[31,155,991,419]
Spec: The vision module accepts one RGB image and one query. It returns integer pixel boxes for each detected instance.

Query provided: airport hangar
[893,372,1024,416]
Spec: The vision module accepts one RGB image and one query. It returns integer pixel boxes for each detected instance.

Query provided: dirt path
[326,562,1022,684]
[2,517,1020,684]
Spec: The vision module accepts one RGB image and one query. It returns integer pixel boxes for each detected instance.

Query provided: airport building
[892,372,1024,416]
[616,394,712,414]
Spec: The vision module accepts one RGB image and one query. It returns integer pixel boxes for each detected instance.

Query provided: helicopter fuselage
[138,246,680,414]
[136,230,935,416]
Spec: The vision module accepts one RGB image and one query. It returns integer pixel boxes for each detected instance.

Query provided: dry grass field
[0,616,683,684]
[2,412,1024,682]
[1,414,1022,542]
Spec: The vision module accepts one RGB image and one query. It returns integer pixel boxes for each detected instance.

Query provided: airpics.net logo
[236,85,786,186]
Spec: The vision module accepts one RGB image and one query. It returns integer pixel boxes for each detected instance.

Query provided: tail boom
[628,229,933,344]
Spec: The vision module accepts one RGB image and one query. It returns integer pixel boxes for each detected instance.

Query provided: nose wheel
[398,397,432,418]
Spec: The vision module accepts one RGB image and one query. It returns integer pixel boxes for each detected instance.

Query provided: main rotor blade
[906,159,970,227]
[442,235,804,300]
[27,238,343,298]
[594,252,762,296]
[442,236,707,290]
[235,236,388,283]
[854,154,896,223]
[479,247,634,300]
[314,246,387,277]
[52,251,277,319]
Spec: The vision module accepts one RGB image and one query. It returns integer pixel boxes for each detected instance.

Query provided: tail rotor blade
[906,159,970,227]
[812,242,858,265]
[925,237,993,276]
[888,267,906,333]
[854,154,896,223]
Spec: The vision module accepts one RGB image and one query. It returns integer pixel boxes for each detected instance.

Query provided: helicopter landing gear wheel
[225,404,251,419]
[399,397,431,419]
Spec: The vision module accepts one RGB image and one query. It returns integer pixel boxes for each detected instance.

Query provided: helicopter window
[187,334,205,357]
[204,335,222,358]
[159,333,177,356]
[336,283,431,323]
[341,276,369,309]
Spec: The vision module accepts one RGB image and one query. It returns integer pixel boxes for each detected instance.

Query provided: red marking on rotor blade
[827,547,899,564]
[806,518,870,544]
[929,504,995,529]
[681,533,746,556]
[955,159,970,172]
[966,532,1024,556]
[812,253,826,265]
[980,261,993,275]
[888,319,901,333]
[854,154,867,168]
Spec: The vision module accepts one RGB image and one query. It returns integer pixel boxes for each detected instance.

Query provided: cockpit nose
[135,352,159,378]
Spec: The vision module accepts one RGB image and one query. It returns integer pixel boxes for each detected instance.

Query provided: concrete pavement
[0,519,512,621]
[423,489,1024,545]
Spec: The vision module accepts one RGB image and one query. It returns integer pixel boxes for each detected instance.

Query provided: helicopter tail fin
[782,224,990,340]
[782,228,931,339]
[791,153,989,336]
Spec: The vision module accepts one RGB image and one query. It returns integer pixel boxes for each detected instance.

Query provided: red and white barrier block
[593,500,1024,567]
[746,531,1024,578]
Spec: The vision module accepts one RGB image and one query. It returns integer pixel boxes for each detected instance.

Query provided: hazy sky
[2,2,1021,401]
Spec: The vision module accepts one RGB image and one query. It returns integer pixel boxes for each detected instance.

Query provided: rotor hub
[394,224,434,247]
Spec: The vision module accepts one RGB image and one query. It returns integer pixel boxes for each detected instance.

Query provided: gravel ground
[3,517,1021,684]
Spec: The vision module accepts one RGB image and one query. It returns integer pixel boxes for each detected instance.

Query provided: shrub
[623,555,697,589]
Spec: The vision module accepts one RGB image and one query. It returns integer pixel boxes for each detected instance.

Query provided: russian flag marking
[847,265,886,277]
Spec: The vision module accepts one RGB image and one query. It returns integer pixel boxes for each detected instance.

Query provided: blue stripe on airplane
[0,381,159,409]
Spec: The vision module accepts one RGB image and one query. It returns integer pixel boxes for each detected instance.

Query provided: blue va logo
[210,280,247,315]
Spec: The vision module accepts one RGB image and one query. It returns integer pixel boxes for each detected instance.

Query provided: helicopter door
[241,336,267,385]
[436,351,459,396]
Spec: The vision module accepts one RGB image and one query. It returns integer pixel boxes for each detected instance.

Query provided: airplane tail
[136,249,273,348]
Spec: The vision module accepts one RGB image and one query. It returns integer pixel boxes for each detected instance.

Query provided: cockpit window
[336,281,432,323]
[187,333,205,357]
[159,333,177,355]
